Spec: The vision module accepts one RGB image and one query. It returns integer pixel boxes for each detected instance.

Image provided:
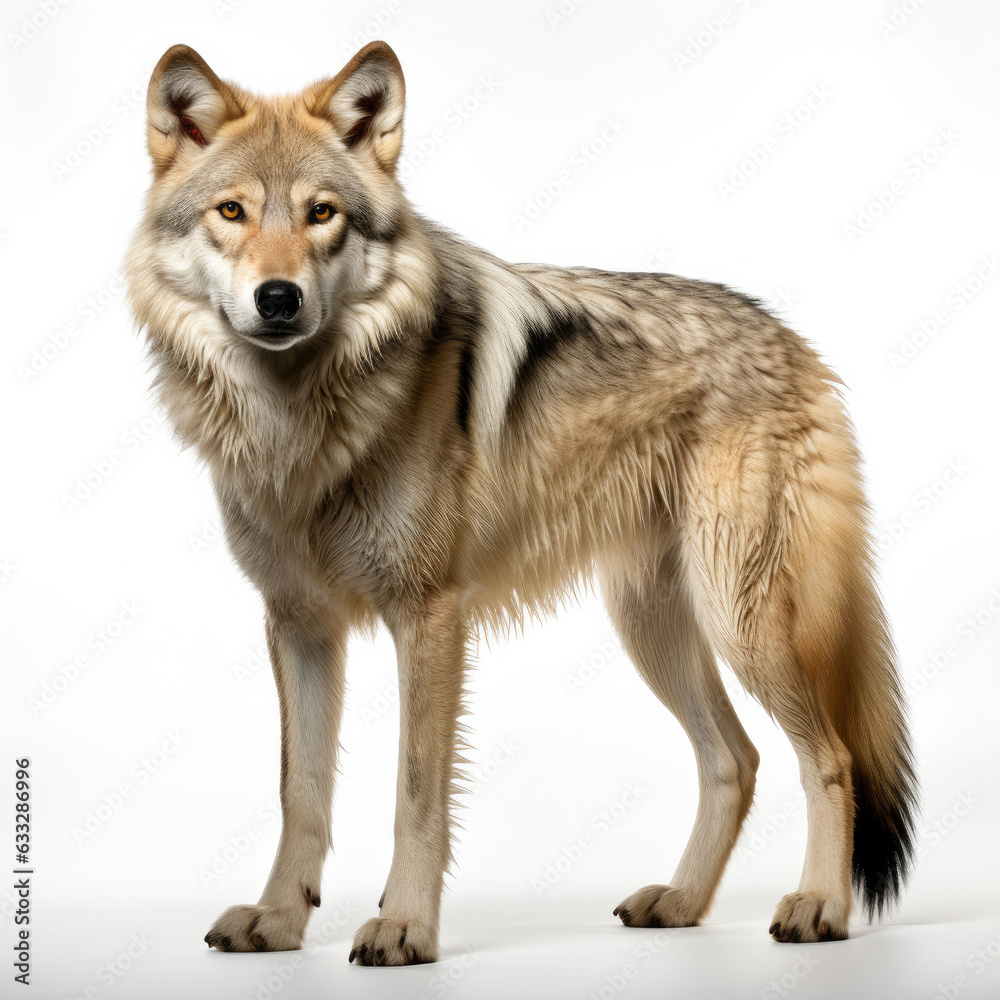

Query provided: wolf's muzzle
[254,280,303,321]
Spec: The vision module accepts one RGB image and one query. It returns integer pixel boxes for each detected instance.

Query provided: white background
[2,0,999,997]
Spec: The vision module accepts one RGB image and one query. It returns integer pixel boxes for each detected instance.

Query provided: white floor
[32,896,1000,1000]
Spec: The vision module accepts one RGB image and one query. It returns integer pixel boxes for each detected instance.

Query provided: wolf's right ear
[146,45,243,172]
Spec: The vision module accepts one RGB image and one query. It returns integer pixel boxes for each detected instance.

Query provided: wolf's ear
[146,45,243,171]
[310,41,405,173]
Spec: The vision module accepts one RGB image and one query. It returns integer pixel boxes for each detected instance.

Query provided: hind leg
[732,645,854,942]
[601,542,759,928]
[685,545,855,942]
[749,653,854,942]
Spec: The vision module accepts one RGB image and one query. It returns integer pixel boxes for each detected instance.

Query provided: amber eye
[310,203,335,224]
[217,201,244,221]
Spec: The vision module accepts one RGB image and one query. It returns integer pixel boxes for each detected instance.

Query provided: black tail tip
[852,766,919,921]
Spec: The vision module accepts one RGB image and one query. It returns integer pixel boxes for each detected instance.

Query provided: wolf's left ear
[310,41,405,173]
[146,45,243,172]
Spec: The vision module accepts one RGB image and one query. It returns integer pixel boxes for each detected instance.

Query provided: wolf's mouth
[219,306,309,349]
[245,325,309,351]
[253,324,302,340]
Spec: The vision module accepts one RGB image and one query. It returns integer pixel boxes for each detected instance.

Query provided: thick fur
[126,41,917,962]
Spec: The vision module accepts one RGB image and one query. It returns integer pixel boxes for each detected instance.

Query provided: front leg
[206,596,347,952]
[350,591,467,966]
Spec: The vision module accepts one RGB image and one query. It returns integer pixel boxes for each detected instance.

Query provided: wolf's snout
[255,280,303,321]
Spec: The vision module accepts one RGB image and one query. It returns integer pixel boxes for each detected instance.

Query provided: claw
[205,932,231,951]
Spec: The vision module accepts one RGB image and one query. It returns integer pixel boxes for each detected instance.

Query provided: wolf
[125,40,917,964]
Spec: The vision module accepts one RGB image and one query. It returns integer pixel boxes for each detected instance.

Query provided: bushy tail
[833,571,919,920]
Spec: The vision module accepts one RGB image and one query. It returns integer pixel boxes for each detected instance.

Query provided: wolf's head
[129,41,426,358]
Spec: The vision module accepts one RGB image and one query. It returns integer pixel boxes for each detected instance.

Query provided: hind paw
[769,892,849,943]
[613,884,700,928]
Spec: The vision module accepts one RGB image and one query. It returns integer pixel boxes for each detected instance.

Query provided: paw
[613,884,700,928]
[348,917,437,966]
[769,892,849,943]
[205,903,307,953]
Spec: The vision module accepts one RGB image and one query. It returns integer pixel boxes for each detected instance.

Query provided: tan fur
[126,41,916,963]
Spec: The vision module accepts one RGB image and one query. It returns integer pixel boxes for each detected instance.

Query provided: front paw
[348,917,437,966]
[205,903,307,953]
[614,884,700,927]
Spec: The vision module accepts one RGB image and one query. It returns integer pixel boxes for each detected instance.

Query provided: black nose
[254,280,302,321]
